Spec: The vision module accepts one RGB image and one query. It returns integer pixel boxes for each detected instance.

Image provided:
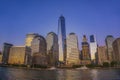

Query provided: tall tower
[90,35,97,64]
[105,35,115,62]
[58,15,66,63]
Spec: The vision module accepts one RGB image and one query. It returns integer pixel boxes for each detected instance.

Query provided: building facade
[105,35,115,62]
[8,46,31,65]
[112,38,120,64]
[2,43,13,64]
[66,33,80,65]
[25,33,39,47]
[58,15,66,63]
[46,32,58,66]
[89,35,97,64]
[97,46,108,65]
[31,35,47,65]
[81,35,91,65]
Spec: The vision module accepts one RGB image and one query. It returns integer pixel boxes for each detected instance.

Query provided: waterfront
[0,67,120,80]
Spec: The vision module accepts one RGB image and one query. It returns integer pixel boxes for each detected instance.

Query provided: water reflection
[0,67,120,80]
[90,69,98,80]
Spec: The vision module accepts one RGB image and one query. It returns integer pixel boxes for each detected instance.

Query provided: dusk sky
[0,0,120,50]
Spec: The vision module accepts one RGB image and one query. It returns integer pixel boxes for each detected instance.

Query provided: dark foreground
[0,67,120,80]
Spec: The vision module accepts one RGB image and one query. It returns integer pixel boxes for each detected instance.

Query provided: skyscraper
[90,35,97,64]
[66,33,80,65]
[105,35,115,62]
[58,15,66,63]
[31,35,47,56]
[31,35,47,66]
[81,35,91,65]
[46,32,58,66]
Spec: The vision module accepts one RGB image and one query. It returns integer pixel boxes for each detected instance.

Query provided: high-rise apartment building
[81,35,91,65]
[58,15,66,63]
[112,38,120,63]
[2,43,13,64]
[46,32,58,66]
[66,33,80,65]
[105,35,115,62]
[8,46,31,65]
[90,35,97,64]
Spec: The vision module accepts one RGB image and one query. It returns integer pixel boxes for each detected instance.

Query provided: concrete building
[105,35,115,62]
[8,46,31,65]
[2,43,13,64]
[31,35,47,65]
[89,35,97,64]
[58,15,66,64]
[25,33,39,47]
[46,32,58,66]
[112,38,120,63]
[97,46,108,65]
[81,35,91,65]
[66,33,80,65]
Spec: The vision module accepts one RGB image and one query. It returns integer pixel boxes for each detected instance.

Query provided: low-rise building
[8,46,31,65]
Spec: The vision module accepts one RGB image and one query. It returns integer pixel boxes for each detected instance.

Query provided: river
[0,67,120,80]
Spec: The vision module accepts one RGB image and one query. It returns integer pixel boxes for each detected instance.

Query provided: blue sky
[0,0,120,50]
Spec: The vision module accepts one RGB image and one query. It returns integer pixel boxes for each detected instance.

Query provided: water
[0,67,120,80]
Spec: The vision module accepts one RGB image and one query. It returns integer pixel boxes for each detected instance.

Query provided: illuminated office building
[46,32,58,66]
[58,15,66,63]
[31,35,47,65]
[90,35,97,64]
[66,33,80,65]
[25,33,39,47]
[8,46,31,65]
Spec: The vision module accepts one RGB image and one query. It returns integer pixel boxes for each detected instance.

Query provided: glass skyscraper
[58,15,66,63]
[90,35,97,64]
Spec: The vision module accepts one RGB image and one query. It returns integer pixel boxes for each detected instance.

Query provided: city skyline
[0,0,120,50]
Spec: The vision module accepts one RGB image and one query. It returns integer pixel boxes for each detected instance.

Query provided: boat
[48,67,57,70]
[76,65,88,70]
